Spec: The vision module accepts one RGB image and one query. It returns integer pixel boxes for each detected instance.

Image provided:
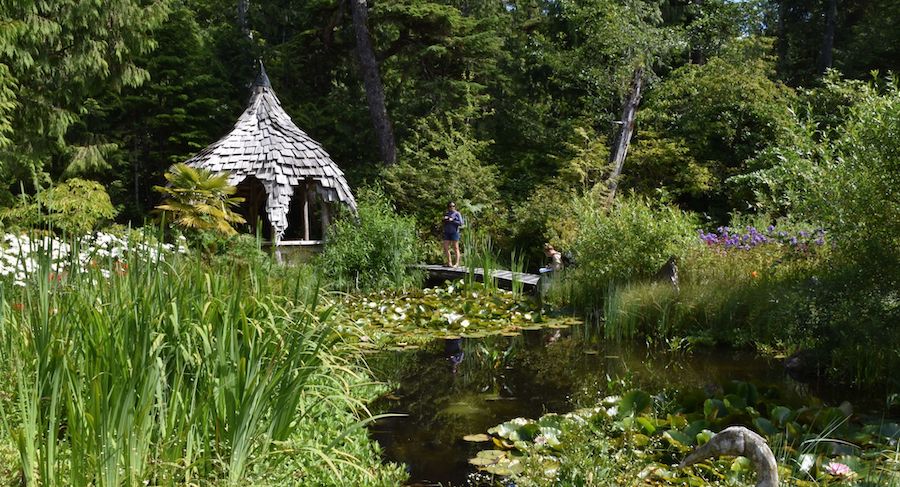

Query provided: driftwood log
[679,426,778,487]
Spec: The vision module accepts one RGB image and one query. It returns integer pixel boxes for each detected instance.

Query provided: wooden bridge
[414,264,544,294]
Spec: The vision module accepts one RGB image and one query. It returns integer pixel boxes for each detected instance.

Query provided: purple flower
[767,225,775,233]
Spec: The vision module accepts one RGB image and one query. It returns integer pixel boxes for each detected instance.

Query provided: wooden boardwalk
[414,264,543,294]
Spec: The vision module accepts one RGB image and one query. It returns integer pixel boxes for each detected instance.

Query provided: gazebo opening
[235,176,272,240]
[283,182,326,242]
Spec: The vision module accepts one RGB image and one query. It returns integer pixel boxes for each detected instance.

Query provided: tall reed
[0,234,360,485]
[462,228,499,290]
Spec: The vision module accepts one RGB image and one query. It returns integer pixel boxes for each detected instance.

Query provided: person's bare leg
[452,240,461,267]
[443,240,452,267]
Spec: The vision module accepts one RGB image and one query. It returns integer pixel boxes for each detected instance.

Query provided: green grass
[0,236,406,486]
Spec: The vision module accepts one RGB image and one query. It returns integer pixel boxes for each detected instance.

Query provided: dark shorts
[443,231,460,241]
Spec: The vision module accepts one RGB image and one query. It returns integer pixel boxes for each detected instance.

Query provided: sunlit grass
[0,233,406,486]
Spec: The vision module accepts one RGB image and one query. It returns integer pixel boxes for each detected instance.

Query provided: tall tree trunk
[776,1,788,74]
[818,0,837,74]
[237,0,250,37]
[350,0,397,165]
[605,67,644,207]
[689,0,706,65]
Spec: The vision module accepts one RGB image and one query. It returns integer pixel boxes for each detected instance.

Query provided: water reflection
[367,325,865,486]
[445,338,465,374]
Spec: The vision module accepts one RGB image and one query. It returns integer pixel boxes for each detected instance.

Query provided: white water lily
[444,312,464,324]
[460,319,470,328]
[798,454,816,473]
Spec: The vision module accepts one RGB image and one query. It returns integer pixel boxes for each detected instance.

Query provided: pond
[367,325,887,486]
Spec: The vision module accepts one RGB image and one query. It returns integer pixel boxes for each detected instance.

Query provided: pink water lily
[824,461,853,477]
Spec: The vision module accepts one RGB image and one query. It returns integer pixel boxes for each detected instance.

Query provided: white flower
[444,312,463,324]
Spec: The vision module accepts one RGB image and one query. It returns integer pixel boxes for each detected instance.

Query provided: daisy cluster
[0,232,187,286]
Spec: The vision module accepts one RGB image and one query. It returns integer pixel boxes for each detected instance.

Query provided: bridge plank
[413,264,543,290]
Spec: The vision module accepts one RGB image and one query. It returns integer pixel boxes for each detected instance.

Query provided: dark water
[367,325,880,487]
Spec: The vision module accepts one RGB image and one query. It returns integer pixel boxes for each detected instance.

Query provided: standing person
[442,202,464,267]
[539,243,563,274]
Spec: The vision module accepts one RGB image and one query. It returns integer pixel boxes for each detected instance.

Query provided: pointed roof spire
[253,60,270,89]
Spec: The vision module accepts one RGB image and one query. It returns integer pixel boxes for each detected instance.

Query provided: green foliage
[774,0,900,84]
[739,76,900,285]
[154,163,245,237]
[320,188,422,291]
[0,237,407,486]
[0,178,116,234]
[470,383,900,486]
[562,196,699,309]
[90,3,240,221]
[629,43,796,216]
[373,0,507,138]
[382,109,500,227]
[508,127,612,264]
[0,0,170,190]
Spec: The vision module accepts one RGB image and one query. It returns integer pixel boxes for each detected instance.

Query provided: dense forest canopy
[0,0,897,232]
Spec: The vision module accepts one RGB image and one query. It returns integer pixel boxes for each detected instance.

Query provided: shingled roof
[185,64,356,239]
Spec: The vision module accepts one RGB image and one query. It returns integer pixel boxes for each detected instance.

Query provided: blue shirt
[443,210,463,234]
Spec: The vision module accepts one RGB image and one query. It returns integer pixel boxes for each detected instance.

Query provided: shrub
[154,163,245,237]
[0,178,117,234]
[559,195,699,310]
[734,78,900,384]
[319,188,422,291]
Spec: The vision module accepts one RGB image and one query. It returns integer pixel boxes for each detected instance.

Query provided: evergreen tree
[0,0,170,199]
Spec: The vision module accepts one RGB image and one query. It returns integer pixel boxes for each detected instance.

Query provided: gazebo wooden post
[303,181,310,241]
[274,224,283,263]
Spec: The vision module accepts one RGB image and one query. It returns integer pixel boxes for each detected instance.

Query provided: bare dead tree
[605,66,644,207]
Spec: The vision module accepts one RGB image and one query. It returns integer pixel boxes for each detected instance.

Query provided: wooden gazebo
[184,64,356,246]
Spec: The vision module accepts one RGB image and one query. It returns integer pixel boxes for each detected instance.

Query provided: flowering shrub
[0,231,187,286]
[698,225,826,251]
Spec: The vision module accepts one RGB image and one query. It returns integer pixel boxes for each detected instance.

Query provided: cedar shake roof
[185,64,356,238]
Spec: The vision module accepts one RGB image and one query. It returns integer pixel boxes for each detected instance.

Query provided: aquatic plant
[342,281,579,348]
[467,381,900,486]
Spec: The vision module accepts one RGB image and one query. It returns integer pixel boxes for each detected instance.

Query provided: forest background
[1,0,896,226]
[1,0,899,380]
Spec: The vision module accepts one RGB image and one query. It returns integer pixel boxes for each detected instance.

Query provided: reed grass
[0,233,402,485]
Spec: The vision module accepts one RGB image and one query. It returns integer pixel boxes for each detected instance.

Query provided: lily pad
[618,390,652,418]
[463,434,491,442]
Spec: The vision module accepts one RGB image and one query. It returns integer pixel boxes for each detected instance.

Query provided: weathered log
[680,426,778,487]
